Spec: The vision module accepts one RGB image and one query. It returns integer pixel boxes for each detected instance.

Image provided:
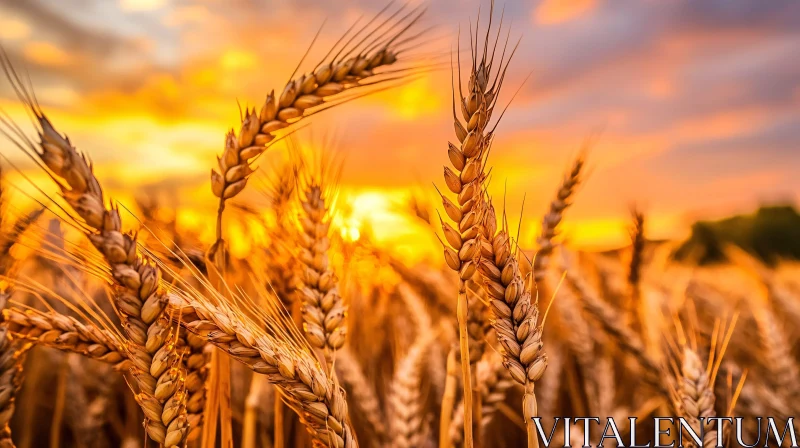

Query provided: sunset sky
[1,0,798,261]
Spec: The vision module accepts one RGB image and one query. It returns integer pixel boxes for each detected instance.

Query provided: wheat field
[0,1,797,447]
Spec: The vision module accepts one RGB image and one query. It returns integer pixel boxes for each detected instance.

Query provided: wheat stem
[439,349,458,448]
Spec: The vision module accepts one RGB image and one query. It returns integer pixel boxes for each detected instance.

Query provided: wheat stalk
[560,249,666,394]
[456,283,487,365]
[439,348,459,448]
[210,3,427,206]
[436,4,519,444]
[0,63,195,446]
[450,354,515,447]
[2,308,128,369]
[167,293,358,448]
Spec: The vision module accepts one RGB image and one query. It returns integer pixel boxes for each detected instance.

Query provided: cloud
[22,41,70,67]
[120,0,169,12]
[0,17,31,40]
[534,0,597,25]
[1,0,798,250]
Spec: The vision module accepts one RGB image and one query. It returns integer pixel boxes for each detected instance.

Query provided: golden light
[388,78,441,120]
[120,0,169,12]
[0,18,30,40]
[220,50,258,71]
[341,227,361,242]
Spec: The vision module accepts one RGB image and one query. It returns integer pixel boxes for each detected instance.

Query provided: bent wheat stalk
[218,7,427,440]
[210,2,428,208]
[2,308,128,369]
[167,293,358,448]
[0,62,193,446]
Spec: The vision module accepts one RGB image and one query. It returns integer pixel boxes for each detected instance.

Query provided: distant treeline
[674,205,800,265]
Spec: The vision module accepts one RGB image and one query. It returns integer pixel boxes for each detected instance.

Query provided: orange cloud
[23,41,70,67]
[535,0,597,25]
[163,5,211,26]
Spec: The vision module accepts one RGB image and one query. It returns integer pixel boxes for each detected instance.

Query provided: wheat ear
[751,299,800,403]
[388,332,435,448]
[547,271,603,412]
[670,347,718,448]
[437,4,519,444]
[0,66,193,445]
[532,155,584,286]
[2,308,128,368]
[724,246,800,406]
[293,162,347,370]
[666,313,734,448]
[627,208,645,301]
[167,294,358,448]
[210,3,427,205]
[335,348,387,445]
[238,164,299,448]
[475,204,547,448]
